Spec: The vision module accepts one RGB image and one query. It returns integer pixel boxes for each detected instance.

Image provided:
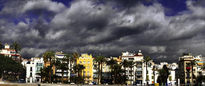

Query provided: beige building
[179,53,196,85]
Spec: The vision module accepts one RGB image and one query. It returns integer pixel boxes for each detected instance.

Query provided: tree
[95,55,106,84]
[43,51,55,83]
[144,56,151,85]
[55,60,69,83]
[64,54,72,82]
[38,67,50,82]
[11,41,21,62]
[157,65,170,85]
[0,41,3,49]
[112,64,124,84]
[0,55,25,82]
[73,64,85,84]
[121,60,129,84]
[127,61,134,84]
[106,58,117,84]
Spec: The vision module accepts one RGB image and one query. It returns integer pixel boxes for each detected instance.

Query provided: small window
[30,67,32,71]
[128,58,134,60]
[88,61,90,63]
[30,73,32,77]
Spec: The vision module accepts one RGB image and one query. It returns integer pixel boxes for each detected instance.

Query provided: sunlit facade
[77,53,93,84]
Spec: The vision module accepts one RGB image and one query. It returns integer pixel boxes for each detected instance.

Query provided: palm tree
[113,63,123,84]
[106,58,117,84]
[0,41,3,49]
[73,64,85,84]
[95,55,106,84]
[55,60,69,83]
[11,41,21,62]
[64,54,72,82]
[127,61,134,84]
[144,56,151,85]
[157,65,170,85]
[121,60,129,84]
[39,67,50,82]
[43,51,55,83]
[72,52,80,63]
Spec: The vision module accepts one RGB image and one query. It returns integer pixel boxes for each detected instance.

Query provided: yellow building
[77,53,93,84]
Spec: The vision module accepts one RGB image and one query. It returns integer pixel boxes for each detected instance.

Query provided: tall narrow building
[77,53,93,84]
[120,50,144,85]
[179,53,195,85]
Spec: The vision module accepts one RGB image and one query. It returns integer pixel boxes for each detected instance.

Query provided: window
[80,61,82,63]
[84,61,86,64]
[88,61,90,63]
[30,73,32,77]
[128,58,134,60]
[30,67,32,71]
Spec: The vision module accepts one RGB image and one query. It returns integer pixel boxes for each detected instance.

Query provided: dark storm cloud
[0,0,205,62]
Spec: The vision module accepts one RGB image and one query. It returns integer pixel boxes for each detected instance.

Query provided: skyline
[0,0,205,62]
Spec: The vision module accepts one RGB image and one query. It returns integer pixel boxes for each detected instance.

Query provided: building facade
[54,52,70,82]
[120,50,144,85]
[179,53,196,85]
[0,43,21,59]
[23,57,44,83]
[77,53,94,84]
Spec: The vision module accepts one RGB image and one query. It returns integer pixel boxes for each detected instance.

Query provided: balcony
[136,68,142,71]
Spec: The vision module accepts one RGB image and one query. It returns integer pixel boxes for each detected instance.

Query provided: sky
[0,0,205,62]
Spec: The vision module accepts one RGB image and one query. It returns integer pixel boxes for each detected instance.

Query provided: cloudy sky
[0,0,205,62]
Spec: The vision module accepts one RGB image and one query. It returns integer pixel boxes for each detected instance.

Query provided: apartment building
[77,53,93,84]
[0,43,21,59]
[120,50,144,85]
[55,52,70,82]
[22,57,44,83]
[179,53,196,85]
[154,62,178,85]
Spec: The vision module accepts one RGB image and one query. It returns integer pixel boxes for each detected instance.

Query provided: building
[22,57,44,83]
[179,53,196,85]
[154,62,178,85]
[77,53,94,84]
[0,43,21,59]
[54,51,70,82]
[143,60,155,85]
[120,50,144,85]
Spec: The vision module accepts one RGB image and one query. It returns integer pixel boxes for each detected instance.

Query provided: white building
[143,60,155,85]
[154,62,178,85]
[121,50,144,85]
[23,57,44,83]
[0,43,21,59]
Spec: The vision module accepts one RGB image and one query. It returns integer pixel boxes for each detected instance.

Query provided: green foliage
[11,41,21,53]
[43,51,55,63]
[42,51,55,83]
[94,55,106,84]
[0,55,25,81]
[157,65,170,84]
[73,64,85,84]
[0,41,3,49]
[38,67,50,82]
